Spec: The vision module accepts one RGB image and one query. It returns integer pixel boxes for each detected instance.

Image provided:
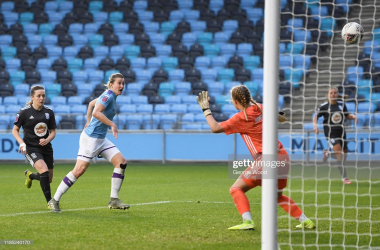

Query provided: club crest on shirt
[34,122,48,137]
[15,114,19,122]
[102,95,109,102]
[45,113,50,119]
[31,153,37,159]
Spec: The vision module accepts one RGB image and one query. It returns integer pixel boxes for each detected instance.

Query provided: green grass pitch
[0,163,379,249]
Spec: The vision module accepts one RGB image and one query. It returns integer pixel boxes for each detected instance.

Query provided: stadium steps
[285,0,380,130]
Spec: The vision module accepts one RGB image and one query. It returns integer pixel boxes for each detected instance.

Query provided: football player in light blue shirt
[48,73,130,212]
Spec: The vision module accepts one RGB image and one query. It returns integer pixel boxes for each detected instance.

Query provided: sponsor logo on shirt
[34,122,48,137]
[331,112,342,124]
[29,116,34,119]
[31,153,37,159]
[102,95,109,102]
[45,113,50,119]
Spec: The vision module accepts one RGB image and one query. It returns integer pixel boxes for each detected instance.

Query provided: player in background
[313,87,357,184]
[48,73,129,212]
[12,85,57,208]
[197,86,315,230]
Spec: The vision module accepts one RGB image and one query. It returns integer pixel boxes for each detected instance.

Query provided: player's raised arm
[196,91,224,133]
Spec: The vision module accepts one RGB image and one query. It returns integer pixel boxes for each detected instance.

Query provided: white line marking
[0,200,234,217]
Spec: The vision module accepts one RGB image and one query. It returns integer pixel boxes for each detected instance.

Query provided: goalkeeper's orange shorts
[240,147,290,190]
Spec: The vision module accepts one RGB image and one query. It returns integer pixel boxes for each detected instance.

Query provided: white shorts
[77,132,120,163]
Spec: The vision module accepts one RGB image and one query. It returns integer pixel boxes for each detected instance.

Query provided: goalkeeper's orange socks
[278,194,307,221]
[230,187,252,221]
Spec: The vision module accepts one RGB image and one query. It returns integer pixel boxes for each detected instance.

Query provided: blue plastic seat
[4,12,18,28]
[3,96,18,106]
[125,83,142,96]
[142,114,160,130]
[1,46,16,61]
[160,114,177,129]
[286,42,305,54]
[171,104,187,114]
[10,70,26,86]
[19,12,34,26]
[181,95,198,105]
[204,44,220,59]
[77,84,93,99]
[1,1,14,13]
[107,45,123,63]
[39,23,53,37]
[131,95,148,104]
[225,81,241,92]
[88,1,103,14]
[136,104,153,114]
[320,17,336,37]
[194,56,211,70]
[218,68,235,84]
[178,0,193,10]
[244,56,261,70]
[93,12,108,26]
[54,105,70,114]
[47,85,63,100]
[63,46,79,61]
[187,104,202,114]
[0,116,9,129]
[240,0,258,9]
[67,96,83,106]
[279,54,292,69]
[190,20,206,36]
[14,84,30,97]
[94,45,109,60]
[169,69,185,83]
[5,58,21,73]
[113,22,129,37]
[147,57,162,71]
[26,34,42,50]
[220,43,235,60]
[133,1,148,12]
[213,31,230,46]
[221,104,238,115]
[175,82,191,96]
[346,66,364,82]
[215,95,230,105]
[138,11,153,24]
[135,69,153,83]
[109,11,123,25]
[246,8,263,25]
[309,6,328,21]
[244,81,260,96]
[0,35,12,49]
[83,58,99,72]
[154,104,170,114]
[68,23,83,36]
[130,57,146,70]
[116,96,132,106]
[104,69,119,82]
[223,20,238,35]
[40,70,57,83]
[47,46,62,62]
[47,12,63,27]
[125,114,143,129]
[162,57,178,72]
[88,34,104,49]
[293,55,311,72]
[120,104,137,114]
[169,10,184,25]
[73,35,88,50]
[149,33,165,47]
[182,32,197,50]
[59,1,73,15]
[211,56,227,71]
[197,32,213,46]
[208,82,225,97]
[183,123,203,130]
[287,18,304,32]
[43,35,58,47]
[125,45,140,60]
[160,21,175,36]
[68,58,83,73]
[363,40,380,56]
[22,23,38,36]
[165,95,181,104]
[158,82,175,97]
[5,105,22,114]
[155,44,172,60]
[209,0,223,14]
[73,71,88,85]
[293,30,311,43]
[88,70,104,84]
[185,10,199,23]
[36,58,52,71]
[201,68,218,85]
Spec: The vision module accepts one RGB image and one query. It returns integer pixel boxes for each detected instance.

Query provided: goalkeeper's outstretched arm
[206,115,224,133]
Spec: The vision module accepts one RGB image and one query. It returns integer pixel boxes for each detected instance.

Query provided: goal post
[262,0,280,249]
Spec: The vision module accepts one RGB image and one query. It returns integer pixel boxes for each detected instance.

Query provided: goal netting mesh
[276,0,380,248]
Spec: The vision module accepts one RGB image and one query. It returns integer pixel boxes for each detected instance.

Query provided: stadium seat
[125,114,143,130]
[169,69,185,83]
[131,96,148,105]
[3,96,18,106]
[159,114,177,129]
[120,104,137,114]
[194,56,211,70]
[88,34,104,49]
[142,114,160,130]
[175,82,191,96]
[125,83,142,96]
[116,96,132,106]
[77,84,93,99]
[130,57,146,70]
[125,45,140,60]
[5,104,21,114]
[162,57,178,72]
[147,57,162,72]
[158,82,175,97]
[108,11,123,25]
[67,58,83,73]
[218,68,234,84]
[208,82,225,97]
[182,32,197,49]
[165,95,182,104]
[170,104,187,114]
[182,95,198,105]
[357,102,376,113]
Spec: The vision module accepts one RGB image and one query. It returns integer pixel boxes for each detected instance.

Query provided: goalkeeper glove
[196,91,212,117]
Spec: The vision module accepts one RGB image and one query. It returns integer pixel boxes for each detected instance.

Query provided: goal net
[276,0,380,248]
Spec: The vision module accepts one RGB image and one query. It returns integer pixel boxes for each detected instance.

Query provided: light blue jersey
[85,89,117,139]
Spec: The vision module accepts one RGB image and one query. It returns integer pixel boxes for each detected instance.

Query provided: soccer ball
[341,22,364,44]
